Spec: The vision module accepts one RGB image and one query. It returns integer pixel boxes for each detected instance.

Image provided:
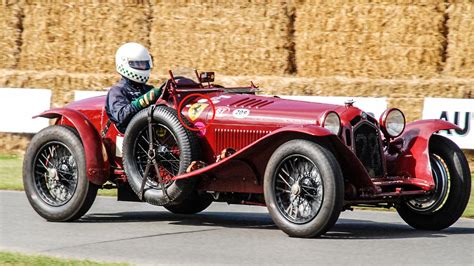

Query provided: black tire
[396,135,471,230]
[23,125,98,222]
[264,139,344,238]
[164,191,213,214]
[123,106,199,206]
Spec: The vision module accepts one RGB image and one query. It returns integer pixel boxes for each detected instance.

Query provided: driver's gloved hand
[131,87,162,109]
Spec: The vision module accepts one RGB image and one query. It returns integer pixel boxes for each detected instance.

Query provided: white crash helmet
[115,42,153,84]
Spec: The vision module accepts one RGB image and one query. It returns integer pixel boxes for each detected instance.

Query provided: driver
[105,42,162,133]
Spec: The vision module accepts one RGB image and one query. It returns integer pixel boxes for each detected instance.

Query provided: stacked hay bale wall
[2,69,473,122]
[1,69,474,170]
[445,2,474,77]
[17,0,151,74]
[149,1,292,76]
[0,2,21,69]
[295,0,446,78]
[1,1,474,169]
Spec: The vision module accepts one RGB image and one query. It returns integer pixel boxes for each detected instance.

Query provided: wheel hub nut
[47,168,58,180]
[291,183,301,196]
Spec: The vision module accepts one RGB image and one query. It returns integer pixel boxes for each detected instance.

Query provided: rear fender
[34,108,109,185]
[387,119,460,188]
[173,124,375,193]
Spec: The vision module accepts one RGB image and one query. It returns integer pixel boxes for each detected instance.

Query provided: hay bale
[0,132,32,155]
[0,2,21,69]
[445,3,474,77]
[0,69,168,107]
[1,68,473,112]
[149,1,291,76]
[219,75,474,123]
[219,75,474,102]
[18,1,150,73]
[1,69,474,168]
[387,97,424,122]
[295,1,446,78]
[465,150,474,172]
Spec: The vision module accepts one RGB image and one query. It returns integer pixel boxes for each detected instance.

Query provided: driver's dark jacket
[105,77,153,133]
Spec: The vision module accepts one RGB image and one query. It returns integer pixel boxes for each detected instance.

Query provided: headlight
[380,108,405,138]
[321,112,341,135]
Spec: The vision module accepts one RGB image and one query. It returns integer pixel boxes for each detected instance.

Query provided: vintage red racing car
[23,69,472,237]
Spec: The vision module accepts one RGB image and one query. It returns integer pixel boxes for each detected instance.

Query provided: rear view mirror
[200,72,215,83]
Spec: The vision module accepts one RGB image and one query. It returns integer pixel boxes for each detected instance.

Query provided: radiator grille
[215,128,271,152]
[353,122,384,177]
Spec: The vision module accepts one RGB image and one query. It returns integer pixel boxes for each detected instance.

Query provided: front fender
[34,108,109,185]
[387,119,460,188]
[173,124,374,193]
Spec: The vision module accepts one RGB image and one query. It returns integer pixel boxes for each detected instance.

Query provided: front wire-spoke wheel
[23,126,98,222]
[405,154,450,213]
[397,135,471,230]
[274,155,324,224]
[265,139,344,238]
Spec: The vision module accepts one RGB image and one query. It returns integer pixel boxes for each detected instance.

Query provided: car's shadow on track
[324,221,474,240]
[79,210,474,240]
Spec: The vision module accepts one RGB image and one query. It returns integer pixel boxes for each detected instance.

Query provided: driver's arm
[131,86,162,109]
[105,85,164,133]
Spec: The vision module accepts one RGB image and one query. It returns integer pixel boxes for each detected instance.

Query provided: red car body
[35,76,458,204]
[26,70,470,237]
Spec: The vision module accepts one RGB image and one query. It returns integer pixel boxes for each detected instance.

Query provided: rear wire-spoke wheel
[33,142,78,206]
[264,139,344,238]
[397,135,471,230]
[23,126,98,222]
[123,106,199,206]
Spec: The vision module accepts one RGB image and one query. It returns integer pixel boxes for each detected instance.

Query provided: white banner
[74,90,108,101]
[0,88,51,133]
[422,98,474,150]
[280,96,388,118]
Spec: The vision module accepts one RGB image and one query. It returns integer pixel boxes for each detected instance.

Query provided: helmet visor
[128,60,151,70]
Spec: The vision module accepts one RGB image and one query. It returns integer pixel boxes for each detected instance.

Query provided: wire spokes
[134,123,181,188]
[33,142,78,206]
[274,155,324,224]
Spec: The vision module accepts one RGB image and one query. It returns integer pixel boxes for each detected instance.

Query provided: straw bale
[0,132,32,155]
[1,69,474,167]
[2,68,473,113]
[18,1,150,73]
[306,0,444,5]
[295,2,445,78]
[0,69,168,107]
[445,3,474,77]
[0,2,21,69]
[218,75,474,101]
[465,150,474,172]
[149,1,291,76]
[387,97,424,122]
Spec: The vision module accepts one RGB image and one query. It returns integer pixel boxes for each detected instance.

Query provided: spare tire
[122,106,199,206]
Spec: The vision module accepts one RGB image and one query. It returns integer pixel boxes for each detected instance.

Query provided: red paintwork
[32,74,461,203]
[386,119,461,189]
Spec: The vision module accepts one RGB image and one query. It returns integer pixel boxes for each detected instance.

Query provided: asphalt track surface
[1,191,473,265]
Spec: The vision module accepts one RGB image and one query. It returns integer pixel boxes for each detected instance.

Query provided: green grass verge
[1,155,473,217]
[0,251,129,265]
[0,154,116,197]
